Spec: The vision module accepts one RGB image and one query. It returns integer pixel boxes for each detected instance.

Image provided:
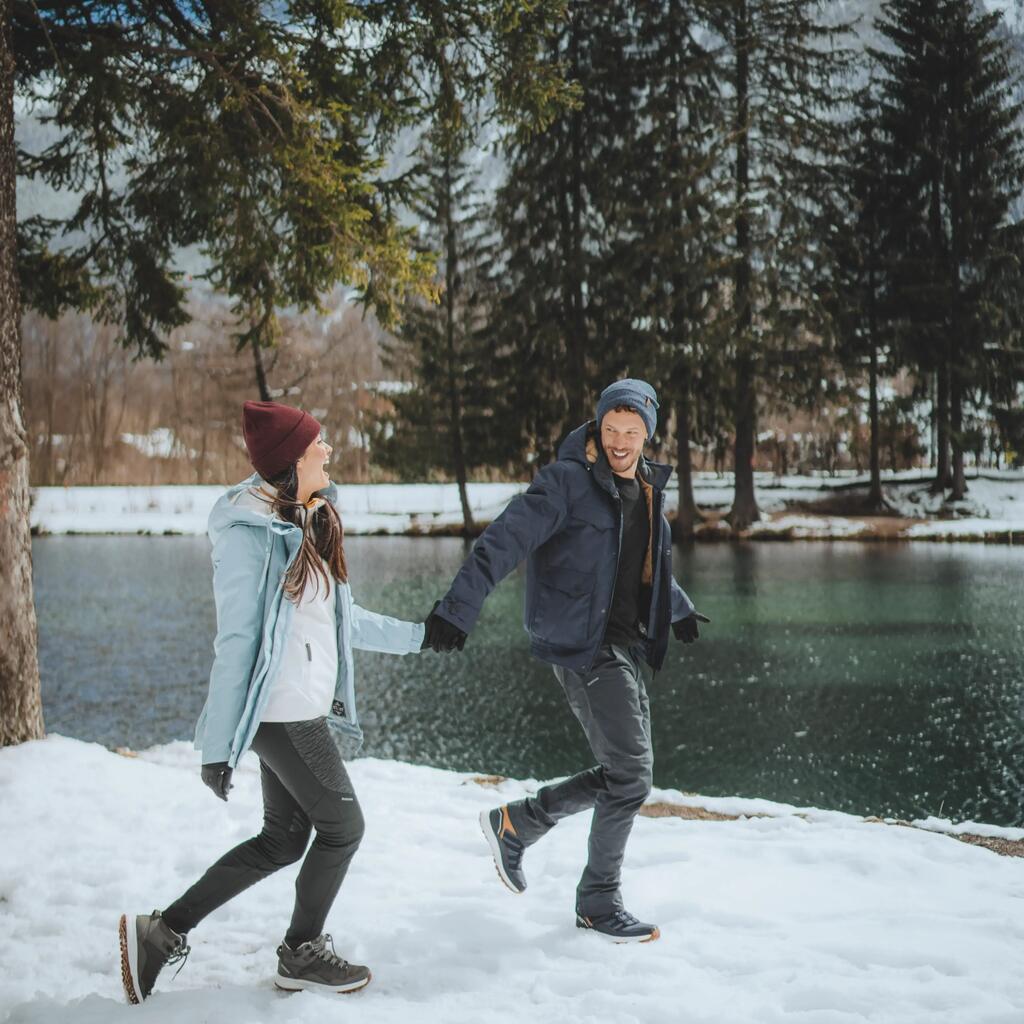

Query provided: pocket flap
[542,564,595,597]
[571,503,616,530]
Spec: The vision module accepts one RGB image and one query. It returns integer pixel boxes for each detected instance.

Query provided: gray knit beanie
[596,379,659,439]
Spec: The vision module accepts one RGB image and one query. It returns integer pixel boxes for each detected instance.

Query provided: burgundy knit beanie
[242,401,322,480]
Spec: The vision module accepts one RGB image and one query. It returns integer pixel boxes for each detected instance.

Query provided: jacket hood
[207,473,340,546]
[557,421,673,491]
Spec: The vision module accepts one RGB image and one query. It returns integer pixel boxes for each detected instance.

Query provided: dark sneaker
[118,910,190,1003]
[576,909,660,944]
[275,934,371,994]
[479,806,526,894]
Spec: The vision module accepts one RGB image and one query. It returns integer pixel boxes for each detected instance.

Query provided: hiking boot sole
[576,915,661,944]
[479,809,525,894]
[275,969,372,994]
[118,913,142,1004]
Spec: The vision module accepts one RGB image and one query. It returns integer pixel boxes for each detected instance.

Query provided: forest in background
[15,0,1024,531]
[21,291,941,489]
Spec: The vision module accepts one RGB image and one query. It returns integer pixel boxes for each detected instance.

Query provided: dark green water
[33,537,1024,826]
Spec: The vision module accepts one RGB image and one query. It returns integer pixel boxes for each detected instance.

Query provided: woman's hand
[201,762,234,801]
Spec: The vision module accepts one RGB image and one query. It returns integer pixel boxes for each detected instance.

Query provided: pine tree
[709,0,856,530]
[625,0,735,536]
[823,79,898,512]
[487,1,638,462]
[378,126,495,532]
[873,0,1024,500]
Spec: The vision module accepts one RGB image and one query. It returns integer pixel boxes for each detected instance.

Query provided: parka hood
[207,473,340,546]
[557,421,673,492]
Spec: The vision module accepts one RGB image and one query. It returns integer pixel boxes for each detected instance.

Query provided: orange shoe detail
[499,805,518,838]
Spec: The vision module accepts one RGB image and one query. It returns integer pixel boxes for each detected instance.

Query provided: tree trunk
[730,349,759,529]
[866,343,887,510]
[0,2,45,746]
[727,0,760,531]
[441,148,475,536]
[928,371,937,468]
[950,370,966,500]
[865,255,887,511]
[672,388,703,539]
[932,359,951,492]
[252,336,271,401]
[559,13,587,428]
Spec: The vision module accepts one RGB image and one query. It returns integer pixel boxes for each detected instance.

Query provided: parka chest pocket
[531,564,596,645]
[569,502,617,534]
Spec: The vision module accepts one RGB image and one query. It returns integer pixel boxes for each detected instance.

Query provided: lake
[33,536,1024,827]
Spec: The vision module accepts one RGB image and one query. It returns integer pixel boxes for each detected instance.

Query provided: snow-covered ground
[2,736,1023,1024]
[29,482,529,536]
[29,470,1024,540]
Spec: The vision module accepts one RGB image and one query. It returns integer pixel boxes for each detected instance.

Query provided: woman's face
[295,433,333,500]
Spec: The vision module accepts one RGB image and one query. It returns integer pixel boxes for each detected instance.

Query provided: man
[423,378,708,943]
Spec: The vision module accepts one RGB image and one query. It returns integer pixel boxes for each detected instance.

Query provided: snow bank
[29,472,1024,539]
[747,514,874,539]
[29,482,529,536]
[2,736,1023,1023]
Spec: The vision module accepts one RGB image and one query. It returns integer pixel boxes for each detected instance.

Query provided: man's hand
[672,612,711,644]
[201,762,233,801]
[423,601,468,653]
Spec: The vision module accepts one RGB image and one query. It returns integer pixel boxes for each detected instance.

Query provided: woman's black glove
[422,601,467,653]
[201,762,233,801]
[672,611,711,644]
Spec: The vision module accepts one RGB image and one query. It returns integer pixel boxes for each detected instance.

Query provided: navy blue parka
[436,421,696,673]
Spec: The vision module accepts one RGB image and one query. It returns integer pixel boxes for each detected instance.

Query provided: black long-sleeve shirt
[602,473,651,647]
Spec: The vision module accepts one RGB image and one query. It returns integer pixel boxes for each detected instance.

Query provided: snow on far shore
[29,470,1024,540]
[1,735,1023,1024]
[29,482,529,536]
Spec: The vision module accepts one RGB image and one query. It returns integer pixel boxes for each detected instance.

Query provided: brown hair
[260,464,348,600]
[611,404,645,419]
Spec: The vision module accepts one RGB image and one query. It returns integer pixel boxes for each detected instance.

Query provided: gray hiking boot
[275,933,371,994]
[576,908,660,944]
[479,805,527,894]
[118,910,190,1003]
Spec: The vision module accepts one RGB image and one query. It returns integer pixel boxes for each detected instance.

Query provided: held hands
[672,611,711,644]
[422,601,468,653]
[201,762,233,801]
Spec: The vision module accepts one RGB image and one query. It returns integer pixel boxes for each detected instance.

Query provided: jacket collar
[558,420,673,495]
[208,474,339,546]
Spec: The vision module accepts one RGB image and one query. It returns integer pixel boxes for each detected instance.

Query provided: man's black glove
[672,611,711,644]
[422,601,467,653]
[201,762,233,801]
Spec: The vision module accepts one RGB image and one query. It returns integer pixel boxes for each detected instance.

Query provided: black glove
[422,601,467,653]
[201,762,233,801]
[672,611,711,644]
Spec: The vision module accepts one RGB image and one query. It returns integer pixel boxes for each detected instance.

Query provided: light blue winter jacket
[193,475,425,768]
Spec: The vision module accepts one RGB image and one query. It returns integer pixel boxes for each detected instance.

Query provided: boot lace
[167,938,191,979]
[311,934,349,969]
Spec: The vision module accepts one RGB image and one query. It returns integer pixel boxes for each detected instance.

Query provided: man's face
[600,408,647,478]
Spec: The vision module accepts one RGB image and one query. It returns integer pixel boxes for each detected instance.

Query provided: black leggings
[162,718,364,946]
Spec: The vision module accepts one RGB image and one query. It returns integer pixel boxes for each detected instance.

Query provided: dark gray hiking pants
[508,644,653,916]
[163,718,364,946]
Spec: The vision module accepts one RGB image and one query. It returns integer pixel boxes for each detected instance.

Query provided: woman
[119,400,433,1002]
